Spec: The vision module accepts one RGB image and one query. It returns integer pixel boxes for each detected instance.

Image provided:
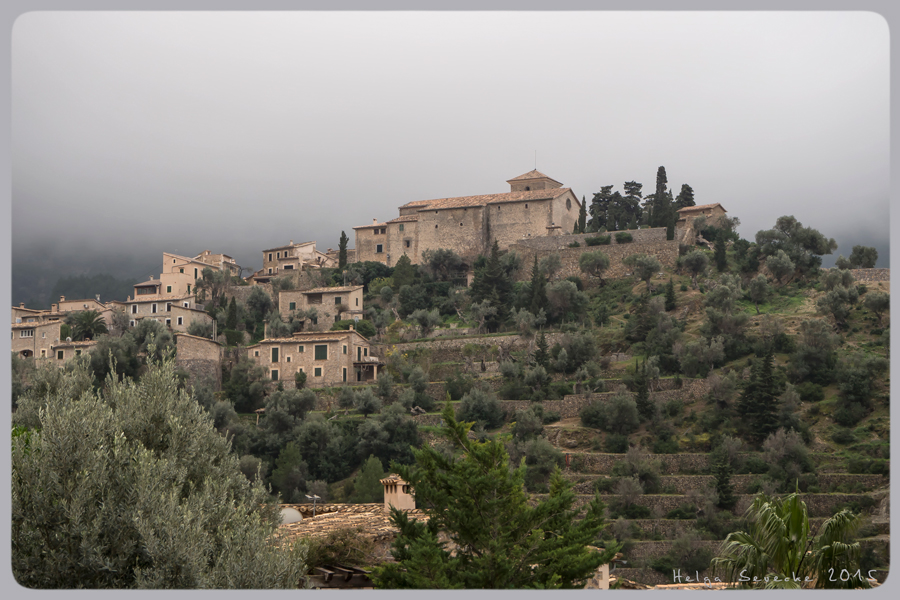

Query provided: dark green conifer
[665,278,676,312]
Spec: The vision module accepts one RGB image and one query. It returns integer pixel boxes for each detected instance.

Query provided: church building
[352,170,581,266]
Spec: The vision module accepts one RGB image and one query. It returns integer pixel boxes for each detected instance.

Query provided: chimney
[373,218,377,224]
[290,240,293,246]
[51,304,58,313]
[381,474,415,513]
[349,324,354,332]
[19,302,24,308]
[60,296,65,302]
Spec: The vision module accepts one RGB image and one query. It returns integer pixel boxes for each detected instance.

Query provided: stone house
[123,294,212,333]
[174,332,223,390]
[277,285,364,330]
[676,203,727,227]
[193,249,242,277]
[353,170,582,266]
[11,320,63,359]
[246,327,381,388]
[250,240,336,283]
[47,340,98,364]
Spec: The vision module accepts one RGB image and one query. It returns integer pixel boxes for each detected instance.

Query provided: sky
[10,11,890,295]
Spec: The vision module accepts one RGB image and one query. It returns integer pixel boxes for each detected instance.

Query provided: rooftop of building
[399,186,572,212]
[677,202,726,213]
[506,169,563,184]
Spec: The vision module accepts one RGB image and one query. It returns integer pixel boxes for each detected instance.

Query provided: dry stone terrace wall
[823,268,890,283]
[568,474,888,495]
[566,452,848,475]
[538,493,874,518]
[374,332,568,365]
[510,227,687,285]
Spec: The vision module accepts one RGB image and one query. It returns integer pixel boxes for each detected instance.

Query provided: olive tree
[12,358,307,589]
[682,250,709,290]
[624,253,662,292]
[578,250,611,286]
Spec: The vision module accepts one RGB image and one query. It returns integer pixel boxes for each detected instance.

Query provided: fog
[11,11,889,303]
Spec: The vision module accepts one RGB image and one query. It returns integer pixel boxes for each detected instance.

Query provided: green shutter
[315,345,327,360]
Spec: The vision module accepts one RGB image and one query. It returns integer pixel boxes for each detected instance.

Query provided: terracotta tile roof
[52,340,99,349]
[276,504,428,543]
[352,222,388,230]
[248,330,370,347]
[400,187,572,211]
[385,215,418,223]
[677,203,726,213]
[11,321,61,329]
[128,295,193,303]
[134,280,161,288]
[174,332,222,345]
[298,286,363,294]
[379,474,407,485]
[262,240,316,253]
[506,169,562,185]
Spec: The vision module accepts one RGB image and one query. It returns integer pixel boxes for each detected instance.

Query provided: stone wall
[376,332,568,366]
[847,268,890,283]
[569,474,888,495]
[175,334,223,390]
[545,493,874,518]
[512,226,669,252]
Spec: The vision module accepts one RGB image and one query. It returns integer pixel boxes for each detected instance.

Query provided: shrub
[585,235,611,246]
[831,428,856,445]
[456,388,504,430]
[680,283,688,292]
[604,433,629,453]
[614,232,633,244]
[666,504,698,520]
[568,241,581,248]
[444,371,474,401]
[224,329,244,346]
[541,410,561,425]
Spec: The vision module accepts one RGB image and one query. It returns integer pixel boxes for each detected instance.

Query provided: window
[272,347,279,362]
[342,344,347,354]
[289,301,296,310]
[167,303,172,312]
[357,347,361,361]
[460,222,463,226]
[268,253,273,261]
[75,350,81,356]
[152,304,157,314]
[434,225,438,229]
[183,302,189,308]
[311,316,318,325]
[343,368,347,383]
[314,344,327,360]
[335,297,342,305]
[167,286,172,293]
[42,332,46,338]
[276,252,280,258]
[399,224,404,232]
[298,345,304,353]
[180,268,184,273]
[525,204,528,208]
[20,329,34,338]
[314,367,322,377]
[271,370,279,381]
[173,259,176,264]
[130,320,135,327]
[40,349,46,358]
[132,305,138,314]
[166,319,171,326]
[405,240,411,248]
[364,347,368,357]
[194,268,198,278]
[566,198,572,210]
[376,244,383,253]
[355,298,359,306]
[57,350,64,360]
[254,350,259,357]
[177,317,183,325]
[268,268,273,274]
[187,284,191,293]
[286,356,291,363]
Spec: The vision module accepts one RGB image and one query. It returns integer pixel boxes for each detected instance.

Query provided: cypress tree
[529,256,549,316]
[666,214,675,240]
[338,231,349,269]
[226,296,238,331]
[715,229,728,272]
[534,332,550,369]
[737,350,781,443]
[578,195,587,233]
[713,458,737,510]
[665,278,676,312]
[651,166,669,227]
[633,360,653,421]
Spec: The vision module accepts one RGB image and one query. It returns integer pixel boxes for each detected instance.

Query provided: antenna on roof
[534,150,536,170]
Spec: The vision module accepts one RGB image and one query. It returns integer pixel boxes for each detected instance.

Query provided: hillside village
[11,168,891,589]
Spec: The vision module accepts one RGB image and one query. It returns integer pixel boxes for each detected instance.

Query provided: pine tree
[588,185,613,232]
[665,278,676,312]
[674,183,695,209]
[736,351,781,443]
[338,230,349,269]
[392,254,416,288]
[371,403,619,589]
[472,241,511,331]
[226,296,238,330]
[529,256,549,316]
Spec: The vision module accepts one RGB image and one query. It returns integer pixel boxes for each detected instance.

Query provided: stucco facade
[246,328,381,388]
[11,320,63,359]
[676,203,727,227]
[123,295,211,333]
[353,170,581,266]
